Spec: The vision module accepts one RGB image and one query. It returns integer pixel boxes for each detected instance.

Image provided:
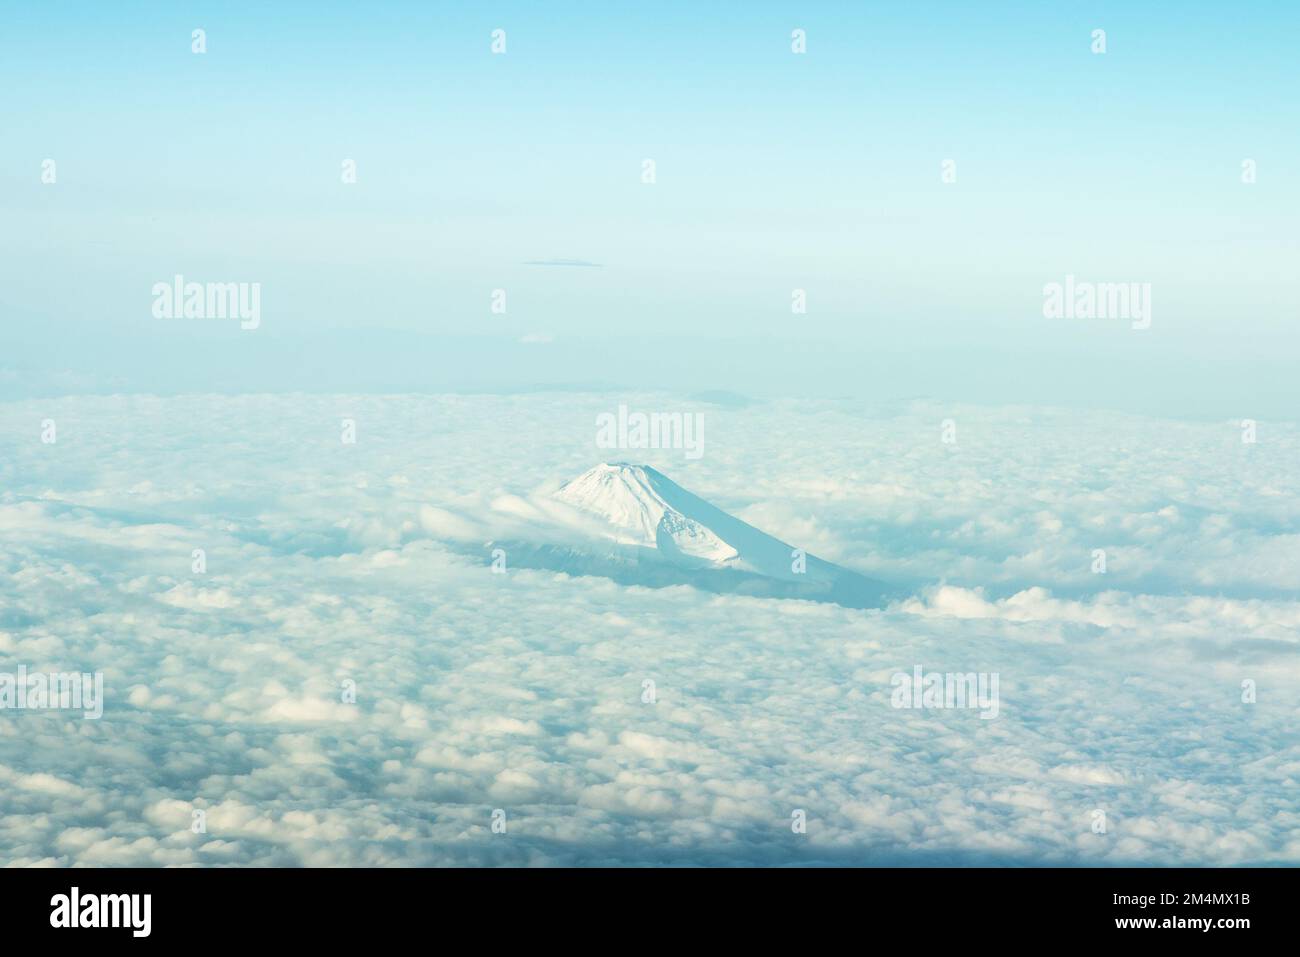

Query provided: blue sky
[2,1,1297,412]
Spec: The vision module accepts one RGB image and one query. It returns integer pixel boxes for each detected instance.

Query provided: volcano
[424,463,895,609]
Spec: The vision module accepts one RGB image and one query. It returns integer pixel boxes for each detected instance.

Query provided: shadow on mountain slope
[473,540,899,610]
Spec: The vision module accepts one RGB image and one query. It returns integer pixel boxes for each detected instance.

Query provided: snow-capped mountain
[421,463,895,608]
[554,463,741,565]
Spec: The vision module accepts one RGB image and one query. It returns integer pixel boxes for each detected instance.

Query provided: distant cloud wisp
[523,259,603,268]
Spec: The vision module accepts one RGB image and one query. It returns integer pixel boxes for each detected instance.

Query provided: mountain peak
[548,463,894,608]
[422,463,894,608]
[592,462,660,476]
[556,463,737,563]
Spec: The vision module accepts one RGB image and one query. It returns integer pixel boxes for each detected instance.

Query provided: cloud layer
[1,393,1297,865]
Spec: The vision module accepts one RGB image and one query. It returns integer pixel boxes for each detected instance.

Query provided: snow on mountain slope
[553,463,739,565]
[549,464,893,605]
[421,463,895,608]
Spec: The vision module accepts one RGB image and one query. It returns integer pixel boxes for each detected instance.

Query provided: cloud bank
[0,393,1297,865]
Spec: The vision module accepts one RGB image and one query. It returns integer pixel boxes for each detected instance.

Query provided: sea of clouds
[1,392,1297,865]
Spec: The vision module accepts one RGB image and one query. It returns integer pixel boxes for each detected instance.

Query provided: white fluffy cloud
[0,392,1297,865]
